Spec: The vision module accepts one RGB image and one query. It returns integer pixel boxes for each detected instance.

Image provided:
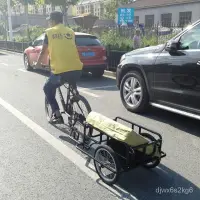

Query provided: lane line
[0,63,8,66]
[18,68,27,72]
[103,75,116,80]
[0,96,136,200]
[78,89,100,98]
[80,85,117,90]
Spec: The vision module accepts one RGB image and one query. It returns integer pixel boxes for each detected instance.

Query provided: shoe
[50,114,64,124]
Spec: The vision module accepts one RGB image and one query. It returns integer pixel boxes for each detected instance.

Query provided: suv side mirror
[165,41,178,52]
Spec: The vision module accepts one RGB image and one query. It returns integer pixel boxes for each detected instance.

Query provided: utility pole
[7,0,13,41]
[24,0,29,40]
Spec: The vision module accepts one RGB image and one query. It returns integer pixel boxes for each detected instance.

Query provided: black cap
[46,11,63,22]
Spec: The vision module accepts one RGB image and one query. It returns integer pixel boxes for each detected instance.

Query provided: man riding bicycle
[35,11,83,124]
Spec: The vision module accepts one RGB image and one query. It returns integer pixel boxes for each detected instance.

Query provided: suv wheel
[24,54,32,71]
[120,71,149,113]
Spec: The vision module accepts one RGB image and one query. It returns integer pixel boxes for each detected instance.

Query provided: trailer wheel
[140,133,161,169]
[94,145,120,185]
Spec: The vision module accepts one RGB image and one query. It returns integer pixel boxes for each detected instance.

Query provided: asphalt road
[0,51,200,200]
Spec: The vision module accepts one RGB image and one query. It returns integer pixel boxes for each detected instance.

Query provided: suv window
[33,34,45,46]
[179,23,200,50]
[75,35,102,46]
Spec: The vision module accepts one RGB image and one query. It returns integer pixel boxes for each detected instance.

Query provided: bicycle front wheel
[45,97,52,123]
[69,95,92,140]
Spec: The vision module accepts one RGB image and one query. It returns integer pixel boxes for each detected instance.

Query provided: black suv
[117,19,200,120]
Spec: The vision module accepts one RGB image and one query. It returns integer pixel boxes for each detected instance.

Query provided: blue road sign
[118,8,134,25]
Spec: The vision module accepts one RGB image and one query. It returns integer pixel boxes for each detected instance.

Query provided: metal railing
[106,49,126,71]
[0,40,125,71]
[0,40,29,53]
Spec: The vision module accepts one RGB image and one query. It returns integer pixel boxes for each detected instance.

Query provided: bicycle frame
[57,85,69,115]
[57,84,79,116]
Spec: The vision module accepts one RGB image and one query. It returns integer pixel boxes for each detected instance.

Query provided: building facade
[120,0,200,27]
[9,4,76,16]
[76,0,105,19]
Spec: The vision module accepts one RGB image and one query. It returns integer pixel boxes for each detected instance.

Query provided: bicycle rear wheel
[69,95,92,141]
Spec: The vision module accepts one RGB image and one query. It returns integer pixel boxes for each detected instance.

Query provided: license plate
[82,52,95,57]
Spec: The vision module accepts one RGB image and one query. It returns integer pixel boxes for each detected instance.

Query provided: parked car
[117,19,200,120]
[23,32,107,78]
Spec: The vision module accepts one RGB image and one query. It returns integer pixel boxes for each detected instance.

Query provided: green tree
[0,0,18,14]
[103,0,135,20]
[17,0,44,39]
[44,0,80,25]
[0,0,19,39]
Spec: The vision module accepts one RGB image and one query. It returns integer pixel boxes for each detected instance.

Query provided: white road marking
[103,75,116,80]
[81,85,117,90]
[78,85,117,97]
[0,96,137,200]
[18,68,27,72]
[78,89,100,98]
[0,63,8,66]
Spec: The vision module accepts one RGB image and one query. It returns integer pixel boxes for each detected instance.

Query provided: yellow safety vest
[45,24,83,74]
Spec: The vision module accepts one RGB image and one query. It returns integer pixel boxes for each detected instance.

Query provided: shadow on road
[140,107,200,138]
[96,164,200,200]
[55,121,199,200]
[51,123,79,146]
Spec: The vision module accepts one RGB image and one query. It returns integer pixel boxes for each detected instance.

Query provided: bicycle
[45,79,92,142]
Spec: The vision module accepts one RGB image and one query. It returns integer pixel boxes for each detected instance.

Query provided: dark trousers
[43,70,81,114]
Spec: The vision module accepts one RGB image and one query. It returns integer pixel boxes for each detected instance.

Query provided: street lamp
[7,0,13,41]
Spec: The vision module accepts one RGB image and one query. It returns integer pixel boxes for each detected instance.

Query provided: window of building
[145,15,154,27]
[81,6,85,13]
[179,12,192,27]
[135,16,139,23]
[90,5,94,14]
[161,13,172,27]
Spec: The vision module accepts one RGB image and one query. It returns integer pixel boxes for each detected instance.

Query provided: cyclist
[35,11,83,124]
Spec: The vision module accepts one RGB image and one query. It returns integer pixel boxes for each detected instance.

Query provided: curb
[104,70,116,78]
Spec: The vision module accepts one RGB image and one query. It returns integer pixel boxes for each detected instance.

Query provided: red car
[23,32,107,78]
